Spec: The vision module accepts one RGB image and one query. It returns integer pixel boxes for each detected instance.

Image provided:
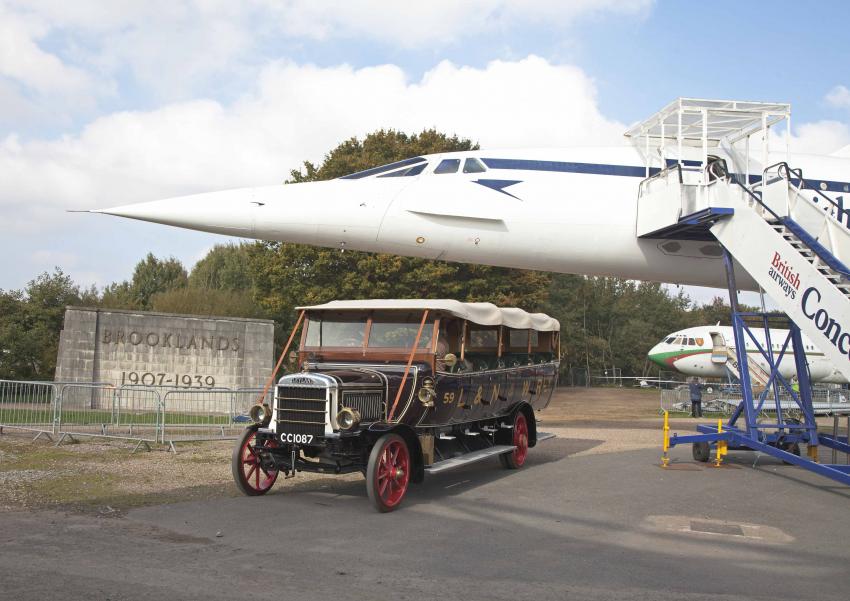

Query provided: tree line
[0,129,741,382]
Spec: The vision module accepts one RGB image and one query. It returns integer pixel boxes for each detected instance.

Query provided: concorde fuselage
[94,145,850,290]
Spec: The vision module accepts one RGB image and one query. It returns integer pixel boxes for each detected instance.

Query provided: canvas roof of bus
[297,299,560,332]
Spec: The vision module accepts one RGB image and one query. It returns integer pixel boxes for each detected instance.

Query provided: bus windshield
[303,313,433,350]
[304,317,367,348]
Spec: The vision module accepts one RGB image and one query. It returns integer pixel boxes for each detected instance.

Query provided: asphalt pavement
[2,436,849,600]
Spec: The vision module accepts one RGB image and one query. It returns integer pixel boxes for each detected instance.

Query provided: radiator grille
[341,390,384,421]
[276,385,327,437]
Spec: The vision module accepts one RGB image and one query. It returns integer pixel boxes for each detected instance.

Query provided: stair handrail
[729,173,785,222]
[728,175,850,279]
[768,161,847,221]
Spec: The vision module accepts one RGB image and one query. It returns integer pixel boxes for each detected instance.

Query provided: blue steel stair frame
[666,246,850,485]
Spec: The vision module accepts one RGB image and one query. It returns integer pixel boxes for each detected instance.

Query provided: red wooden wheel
[232,429,279,496]
[366,433,411,512]
[501,412,529,469]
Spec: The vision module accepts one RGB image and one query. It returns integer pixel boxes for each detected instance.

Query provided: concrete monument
[54,307,275,389]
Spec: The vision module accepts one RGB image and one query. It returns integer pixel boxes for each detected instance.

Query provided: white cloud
[0,56,625,232]
[0,0,653,110]
[788,120,850,155]
[266,0,653,48]
[826,85,850,109]
[759,119,850,157]
[0,5,93,97]
[30,249,78,267]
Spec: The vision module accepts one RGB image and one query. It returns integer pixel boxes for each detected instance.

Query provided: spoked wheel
[500,411,529,469]
[232,428,279,496]
[366,433,411,513]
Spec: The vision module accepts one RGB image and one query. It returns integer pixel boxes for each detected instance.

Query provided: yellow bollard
[714,419,727,467]
[661,410,670,468]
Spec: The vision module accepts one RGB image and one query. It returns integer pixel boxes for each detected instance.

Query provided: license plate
[279,432,315,445]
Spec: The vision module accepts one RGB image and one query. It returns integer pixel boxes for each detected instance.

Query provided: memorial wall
[54,307,275,389]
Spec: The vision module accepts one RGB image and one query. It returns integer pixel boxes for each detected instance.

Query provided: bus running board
[424,433,557,475]
[425,445,515,474]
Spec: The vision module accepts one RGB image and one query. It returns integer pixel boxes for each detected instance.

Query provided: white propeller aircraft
[88,98,850,380]
[648,325,849,384]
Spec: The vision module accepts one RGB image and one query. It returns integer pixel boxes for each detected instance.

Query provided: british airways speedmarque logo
[769,251,801,299]
[473,179,523,200]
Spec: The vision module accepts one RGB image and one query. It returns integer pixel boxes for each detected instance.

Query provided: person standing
[689,377,703,418]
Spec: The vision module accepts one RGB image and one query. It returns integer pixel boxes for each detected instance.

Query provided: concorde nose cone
[89,178,408,251]
[91,187,260,237]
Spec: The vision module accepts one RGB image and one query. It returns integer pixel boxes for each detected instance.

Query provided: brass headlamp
[249,403,272,427]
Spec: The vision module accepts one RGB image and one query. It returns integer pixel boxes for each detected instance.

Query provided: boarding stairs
[720,346,772,389]
[710,166,850,383]
[630,98,850,485]
[640,163,850,483]
[638,162,850,383]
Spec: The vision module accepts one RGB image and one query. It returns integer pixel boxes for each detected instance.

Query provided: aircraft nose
[91,188,258,237]
[647,342,669,368]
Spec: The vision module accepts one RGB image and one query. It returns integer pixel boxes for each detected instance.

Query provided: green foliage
[247,242,551,331]
[544,275,693,378]
[0,269,87,380]
[129,253,188,308]
[189,244,253,290]
[688,296,756,326]
[99,281,137,310]
[149,287,267,319]
[100,253,189,311]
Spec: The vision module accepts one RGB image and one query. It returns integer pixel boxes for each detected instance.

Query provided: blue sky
[1,0,849,305]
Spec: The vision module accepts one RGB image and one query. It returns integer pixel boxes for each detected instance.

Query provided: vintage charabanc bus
[232,299,560,512]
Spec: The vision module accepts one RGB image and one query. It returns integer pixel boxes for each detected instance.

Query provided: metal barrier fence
[0,379,264,450]
[660,383,850,416]
[0,380,58,438]
[162,388,243,443]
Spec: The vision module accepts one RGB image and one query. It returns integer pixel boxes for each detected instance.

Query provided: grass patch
[1,408,235,426]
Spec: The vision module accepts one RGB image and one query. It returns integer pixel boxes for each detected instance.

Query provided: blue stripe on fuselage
[480,158,654,178]
[481,157,850,192]
[481,157,850,213]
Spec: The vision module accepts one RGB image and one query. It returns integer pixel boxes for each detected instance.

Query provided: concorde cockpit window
[377,162,428,178]
[339,157,427,179]
[463,158,486,173]
[303,316,367,347]
[368,317,434,349]
[434,158,460,174]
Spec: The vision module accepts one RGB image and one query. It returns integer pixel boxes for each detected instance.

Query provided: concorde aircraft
[648,325,850,384]
[88,99,850,380]
[89,130,849,293]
